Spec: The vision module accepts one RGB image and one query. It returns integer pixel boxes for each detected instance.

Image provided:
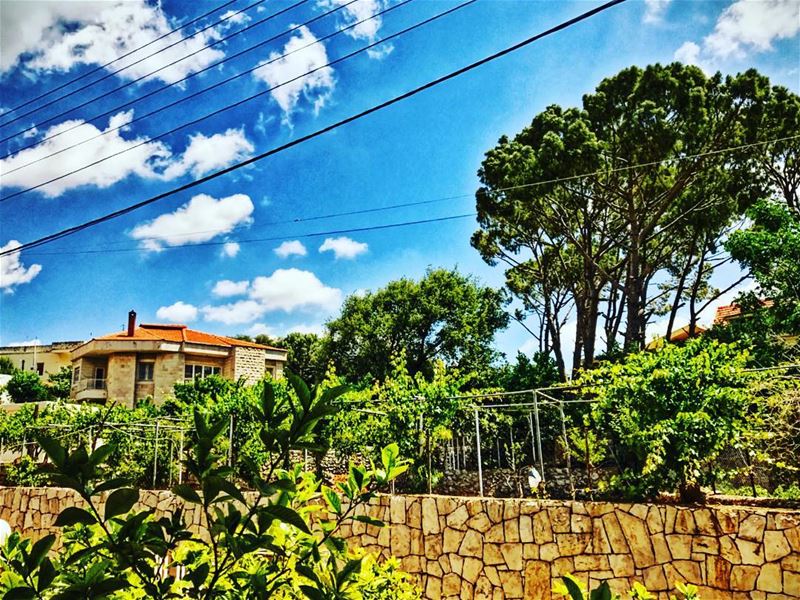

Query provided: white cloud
[156,301,198,323]
[213,279,250,297]
[249,269,342,312]
[319,236,368,260]
[247,323,276,337]
[0,0,234,82]
[0,240,42,293]
[318,0,393,57]
[7,338,42,347]
[643,0,671,23]
[274,240,307,258]
[201,300,267,325]
[202,269,342,325]
[221,242,240,258]
[0,111,171,197]
[130,193,254,251]
[249,321,324,336]
[674,41,702,65]
[0,113,254,197]
[161,128,253,179]
[675,0,800,69]
[252,26,335,123]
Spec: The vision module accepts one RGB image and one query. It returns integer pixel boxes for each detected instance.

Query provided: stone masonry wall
[0,488,798,599]
[232,347,265,385]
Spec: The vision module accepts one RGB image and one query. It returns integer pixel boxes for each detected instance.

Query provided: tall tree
[324,268,509,383]
[474,63,774,370]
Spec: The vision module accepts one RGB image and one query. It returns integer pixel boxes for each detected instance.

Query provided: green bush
[579,339,754,501]
[5,370,49,403]
[0,375,416,599]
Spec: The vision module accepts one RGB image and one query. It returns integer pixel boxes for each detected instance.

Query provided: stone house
[70,311,287,406]
[0,341,82,377]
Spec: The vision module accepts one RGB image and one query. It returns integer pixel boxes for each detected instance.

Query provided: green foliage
[281,332,328,388]
[495,351,559,391]
[0,357,14,375]
[5,455,48,487]
[323,355,475,491]
[5,370,49,403]
[325,268,509,383]
[46,366,72,400]
[555,575,699,599]
[0,376,414,599]
[580,339,754,500]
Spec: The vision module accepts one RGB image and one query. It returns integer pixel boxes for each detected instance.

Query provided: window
[184,364,221,380]
[73,366,80,384]
[37,363,44,376]
[137,361,154,381]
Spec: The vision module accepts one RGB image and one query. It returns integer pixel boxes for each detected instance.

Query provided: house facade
[70,312,287,406]
[0,341,81,377]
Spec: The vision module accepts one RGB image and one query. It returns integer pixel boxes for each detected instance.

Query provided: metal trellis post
[558,400,575,499]
[474,408,484,497]
[152,421,160,488]
[532,391,545,481]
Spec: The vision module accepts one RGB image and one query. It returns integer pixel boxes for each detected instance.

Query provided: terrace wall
[0,488,798,599]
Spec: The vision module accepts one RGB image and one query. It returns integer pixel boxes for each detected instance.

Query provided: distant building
[69,311,287,406]
[645,324,708,350]
[0,341,82,377]
[714,300,775,326]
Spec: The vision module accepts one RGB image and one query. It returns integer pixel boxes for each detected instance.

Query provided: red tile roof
[714,299,774,325]
[97,324,284,351]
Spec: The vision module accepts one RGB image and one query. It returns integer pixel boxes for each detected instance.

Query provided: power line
[0,0,471,200]
[1,0,408,170]
[26,213,478,256]
[0,0,628,258]
[16,132,799,256]
[0,0,240,119]
[0,0,302,134]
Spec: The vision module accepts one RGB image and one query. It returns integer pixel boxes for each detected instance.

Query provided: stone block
[422,497,440,534]
[666,534,693,560]
[757,563,783,593]
[447,505,470,530]
[391,524,411,556]
[555,533,590,556]
[785,571,800,597]
[574,555,610,571]
[459,529,483,558]
[674,510,697,534]
[532,511,553,545]
[674,560,703,585]
[765,531,792,562]
[782,554,800,572]
[601,513,630,554]
[571,514,592,533]
[617,510,655,567]
[463,557,483,584]
[740,514,767,542]
[737,538,765,565]
[548,507,571,533]
[500,572,523,598]
[721,535,742,564]
[504,519,520,543]
[519,516,533,543]
[647,506,664,534]
[442,573,461,596]
[468,512,492,533]
[731,565,760,591]
[443,527,465,554]
[708,555,733,589]
[643,565,668,591]
[540,543,559,562]
[501,543,523,571]
[484,544,505,566]
[426,575,442,600]
[693,535,720,555]
[487,524,505,543]
[591,518,612,554]
[609,554,635,577]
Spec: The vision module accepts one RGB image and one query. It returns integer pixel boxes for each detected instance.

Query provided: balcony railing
[72,378,107,392]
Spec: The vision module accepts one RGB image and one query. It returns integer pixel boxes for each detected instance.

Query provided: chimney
[127,310,136,336]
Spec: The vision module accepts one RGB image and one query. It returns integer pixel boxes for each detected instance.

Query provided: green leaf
[36,558,56,593]
[36,437,66,469]
[172,484,202,504]
[3,587,36,600]
[590,582,612,600]
[262,383,275,419]
[55,507,96,527]
[352,515,383,527]
[87,444,114,468]
[336,558,362,589]
[561,574,585,600]
[299,585,326,600]
[104,488,139,520]
[264,505,311,534]
[28,534,55,569]
[92,477,132,494]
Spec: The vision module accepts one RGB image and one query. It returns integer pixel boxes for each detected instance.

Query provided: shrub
[0,375,414,599]
[5,370,49,403]
[579,339,754,501]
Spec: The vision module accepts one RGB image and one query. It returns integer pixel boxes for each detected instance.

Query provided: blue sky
[1,0,799,361]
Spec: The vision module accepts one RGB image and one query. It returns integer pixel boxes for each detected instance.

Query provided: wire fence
[0,365,797,499]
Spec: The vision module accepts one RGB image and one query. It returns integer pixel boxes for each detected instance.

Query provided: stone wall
[232,347,266,385]
[0,488,798,599]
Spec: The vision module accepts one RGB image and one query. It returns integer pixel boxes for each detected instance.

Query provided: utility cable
[0,0,628,257]
[27,213,478,255]
[0,0,239,119]
[19,132,800,255]
[0,0,304,133]
[0,0,471,200]
[1,0,406,171]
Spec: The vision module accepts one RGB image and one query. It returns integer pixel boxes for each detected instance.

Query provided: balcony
[72,378,107,401]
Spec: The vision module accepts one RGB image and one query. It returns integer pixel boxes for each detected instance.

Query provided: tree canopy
[324,268,509,383]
